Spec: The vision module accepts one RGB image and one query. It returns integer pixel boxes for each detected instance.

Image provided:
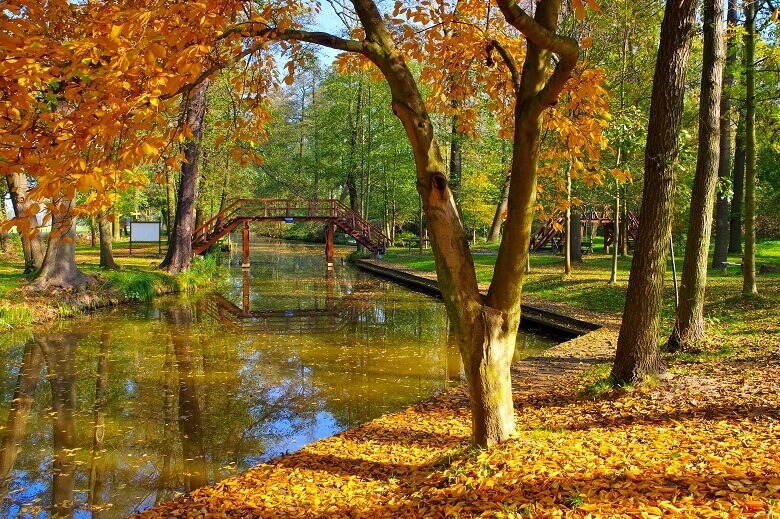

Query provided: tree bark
[729,119,745,253]
[668,0,724,351]
[112,206,121,241]
[34,197,95,290]
[570,211,582,263]
[742,0,757,295]
[611,0,697,384]
[98,210,118,270]
[712,0,739,269]
[5,173,45,273]
[487,179,509,243]
[166,167,177,235]
[160,79,210,274]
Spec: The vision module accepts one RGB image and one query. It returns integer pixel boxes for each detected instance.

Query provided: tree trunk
[5,173,45,273]
[668,0,724,351]
[611,0,697,384]
[160,79,210,274]
[346,75,362,212]
[34,198,95,290]
[742,0,757,295]
[570,211,582,263]
[166,167,177,235]
[112,206,121,241]
[712,0,738,269]
[487,179,509,243]
[729,116,745,253]
[98,210,118,270]
[285,0,577,447]
[610,180,620,283]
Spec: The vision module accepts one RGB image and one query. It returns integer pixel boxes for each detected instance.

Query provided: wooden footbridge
[191,199,389,266]
[530,209,639,253]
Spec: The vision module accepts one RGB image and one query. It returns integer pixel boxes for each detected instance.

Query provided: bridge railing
[192,198,390,253]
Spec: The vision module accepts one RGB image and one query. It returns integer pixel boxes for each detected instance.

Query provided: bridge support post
[325,220,335,268]
[242,221,250,269]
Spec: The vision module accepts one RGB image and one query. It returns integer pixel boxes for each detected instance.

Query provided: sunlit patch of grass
[0,303,35,329]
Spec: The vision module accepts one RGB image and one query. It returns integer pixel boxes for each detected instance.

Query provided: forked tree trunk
[668,0,724,351]
[712,0,738,269]
[160,79,210,274]
[611,0,697,384]
[281,0,576,447]
[98,211,118,270]
[34,198,95,290]
[5,173,45,273]
[742,0,757,295]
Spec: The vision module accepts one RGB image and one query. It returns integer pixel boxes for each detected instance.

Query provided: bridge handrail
[330,200,389,248]
[192,198,245,243]
[192,198,389,252]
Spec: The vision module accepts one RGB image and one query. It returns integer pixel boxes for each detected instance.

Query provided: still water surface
[0,240,556,518]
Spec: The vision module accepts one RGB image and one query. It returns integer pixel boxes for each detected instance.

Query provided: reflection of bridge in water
[199,270,365,335]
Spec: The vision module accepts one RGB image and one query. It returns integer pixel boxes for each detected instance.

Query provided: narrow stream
[0,240,557,518]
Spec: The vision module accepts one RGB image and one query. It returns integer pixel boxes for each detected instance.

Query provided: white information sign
[130,222,161,242]
[129,221,161,255]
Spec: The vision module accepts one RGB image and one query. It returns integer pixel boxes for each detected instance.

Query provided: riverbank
[133,256,780,518]
[0,241,221,330]
[380,242,780,363]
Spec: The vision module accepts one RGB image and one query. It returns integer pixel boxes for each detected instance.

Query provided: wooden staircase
[191,199,389,256]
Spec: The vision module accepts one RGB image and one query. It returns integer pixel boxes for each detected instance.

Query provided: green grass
[382,238,780,359]
[0,237,224,329]
[0,303,35,330]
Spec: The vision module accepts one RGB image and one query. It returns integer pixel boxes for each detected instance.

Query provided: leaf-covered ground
[136,325,780,518]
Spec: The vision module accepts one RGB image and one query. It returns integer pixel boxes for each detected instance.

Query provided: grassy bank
[382,239,780,362]
[0,239,222,330]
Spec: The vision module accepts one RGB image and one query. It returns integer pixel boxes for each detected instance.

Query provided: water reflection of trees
[0,248,470,518]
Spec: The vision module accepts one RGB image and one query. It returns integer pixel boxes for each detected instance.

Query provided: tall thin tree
[611,0,697,383]
[668,0,725,351]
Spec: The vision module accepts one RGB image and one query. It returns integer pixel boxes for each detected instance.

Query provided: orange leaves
[572,0,602,20]
[134,351,780,519]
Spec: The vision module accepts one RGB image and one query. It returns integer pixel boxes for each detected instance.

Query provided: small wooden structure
[191,199,389,267]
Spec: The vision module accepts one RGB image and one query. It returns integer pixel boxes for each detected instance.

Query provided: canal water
[0,240,557,518]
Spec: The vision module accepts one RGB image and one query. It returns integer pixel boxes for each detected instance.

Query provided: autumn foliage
[1,0,613,232]
[134,328,780,518]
